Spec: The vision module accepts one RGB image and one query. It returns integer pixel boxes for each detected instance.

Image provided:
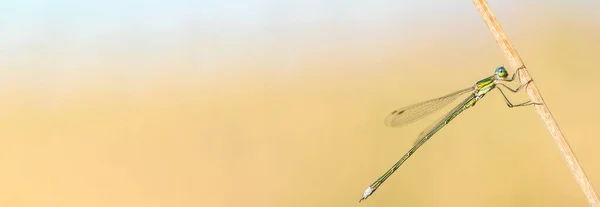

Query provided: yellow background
[1,1,599,206]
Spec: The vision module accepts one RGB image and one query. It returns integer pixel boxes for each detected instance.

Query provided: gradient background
[1,0,600,206]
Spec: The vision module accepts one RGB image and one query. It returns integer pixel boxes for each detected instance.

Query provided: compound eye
[496,67,508,78]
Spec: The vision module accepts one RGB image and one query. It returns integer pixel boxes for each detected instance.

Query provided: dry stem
[472,0,600,206]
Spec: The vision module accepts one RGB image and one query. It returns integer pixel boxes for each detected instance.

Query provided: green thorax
[475,76,497,97]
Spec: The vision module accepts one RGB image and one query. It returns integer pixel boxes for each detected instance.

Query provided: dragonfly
[359,66,541,202]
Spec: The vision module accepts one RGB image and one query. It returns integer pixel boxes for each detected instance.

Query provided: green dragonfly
[359,66,541,202]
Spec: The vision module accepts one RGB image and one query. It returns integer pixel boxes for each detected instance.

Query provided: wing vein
[384,87,474,127]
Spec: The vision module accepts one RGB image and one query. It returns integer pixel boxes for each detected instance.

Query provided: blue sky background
[1,0,599,91]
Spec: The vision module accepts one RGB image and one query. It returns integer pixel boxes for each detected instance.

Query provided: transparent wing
[411,94,475,144]
[384,87,474,128]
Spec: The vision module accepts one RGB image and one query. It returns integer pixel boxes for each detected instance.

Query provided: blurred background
[1,0,599,206]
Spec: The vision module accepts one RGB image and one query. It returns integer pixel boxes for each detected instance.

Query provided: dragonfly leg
[504,65,526,82]
[497,79,533,93]
[496,87,543,108]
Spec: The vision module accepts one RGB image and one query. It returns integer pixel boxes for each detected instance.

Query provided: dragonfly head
[494,66,509,79]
